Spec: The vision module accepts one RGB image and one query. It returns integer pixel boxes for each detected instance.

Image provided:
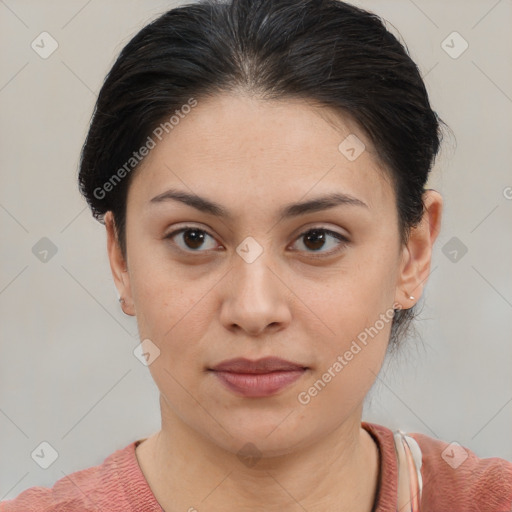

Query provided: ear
[394,189,443,308]
[105,211,136,316]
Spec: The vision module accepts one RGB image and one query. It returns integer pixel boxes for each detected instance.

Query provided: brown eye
[165,227,218,252]
[182,229,206,249]
[303,229,327,251]
[292,228,349,258]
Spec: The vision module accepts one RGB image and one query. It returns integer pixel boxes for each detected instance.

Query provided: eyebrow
[149,188,368,220]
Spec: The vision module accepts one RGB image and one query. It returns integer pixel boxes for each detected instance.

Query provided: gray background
[1,0,511,499]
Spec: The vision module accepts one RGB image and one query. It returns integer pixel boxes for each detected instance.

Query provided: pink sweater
[1,422,511,511]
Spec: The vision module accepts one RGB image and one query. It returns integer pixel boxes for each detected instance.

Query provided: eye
[164,226,219,252]
[290,227,349,258]
[164,225,349,258]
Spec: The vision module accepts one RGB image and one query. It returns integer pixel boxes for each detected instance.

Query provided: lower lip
[212,369,306,397]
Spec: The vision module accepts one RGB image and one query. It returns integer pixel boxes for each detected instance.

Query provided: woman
[2,0,511,510]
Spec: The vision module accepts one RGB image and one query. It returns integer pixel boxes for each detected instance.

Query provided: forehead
[128,92,394,217]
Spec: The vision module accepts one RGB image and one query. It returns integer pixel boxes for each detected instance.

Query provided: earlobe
[394,190,443,308]
[105,211,136,316]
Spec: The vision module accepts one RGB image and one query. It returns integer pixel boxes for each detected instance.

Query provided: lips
[209,357,307,373]
[209,357,308,397]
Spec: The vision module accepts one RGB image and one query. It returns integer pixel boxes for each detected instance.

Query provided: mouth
[208,357,308,397]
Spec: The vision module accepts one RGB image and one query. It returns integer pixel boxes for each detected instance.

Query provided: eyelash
[164,225,349,259]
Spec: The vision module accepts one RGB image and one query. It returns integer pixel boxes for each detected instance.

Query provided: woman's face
[106,93,431,456]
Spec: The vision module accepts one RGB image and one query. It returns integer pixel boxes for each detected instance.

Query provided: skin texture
[105,92,442,512]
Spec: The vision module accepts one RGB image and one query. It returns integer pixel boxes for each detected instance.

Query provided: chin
[212,414,311,454]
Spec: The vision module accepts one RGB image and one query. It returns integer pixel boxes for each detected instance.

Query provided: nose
[219,253,292,337]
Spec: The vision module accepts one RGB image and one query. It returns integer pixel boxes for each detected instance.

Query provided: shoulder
[363,422,512,512]
[408,430,512,511]
[0,441,140,512]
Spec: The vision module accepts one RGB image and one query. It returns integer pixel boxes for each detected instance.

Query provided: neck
[135,397,380,512]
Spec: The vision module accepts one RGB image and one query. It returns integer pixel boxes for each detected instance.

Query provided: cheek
[129,254,217,366]
[311,291,394,373]
[295,246,398,378]
[297,338,388,419]
[305,243,399,320]
[297,299,393,414]
[350,237,401,303]
[134,278,213,402]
